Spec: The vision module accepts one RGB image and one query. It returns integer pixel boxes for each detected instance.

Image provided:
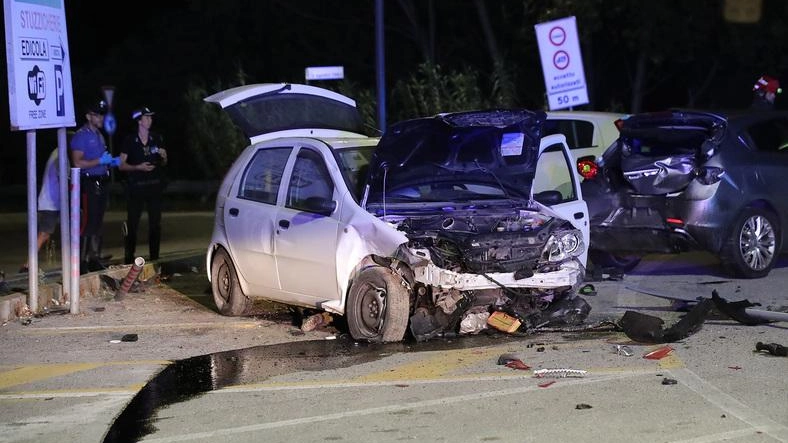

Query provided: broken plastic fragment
[755,342,788,357]
[661,378,677,385]
[613,345,633,356]
[504,359,531,370]
[575,403,593,409]
[643,346,673,360]
[619,299,713,343]
[538,380,556,388]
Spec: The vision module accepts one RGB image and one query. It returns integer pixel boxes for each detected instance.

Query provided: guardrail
[0,180,221,212]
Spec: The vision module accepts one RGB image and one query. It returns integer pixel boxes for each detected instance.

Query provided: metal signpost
[4,0,76,312]
[535,16,589,111]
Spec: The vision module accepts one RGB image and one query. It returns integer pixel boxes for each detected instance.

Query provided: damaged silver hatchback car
[205,83,591,342]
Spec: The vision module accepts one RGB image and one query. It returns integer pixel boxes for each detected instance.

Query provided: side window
[239,147,291,204]
[286,149,334,213]
[747,118,788,152]
[534,142,577,203]
[543,119,595,149]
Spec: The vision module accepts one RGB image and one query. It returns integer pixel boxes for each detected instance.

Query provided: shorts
[38,210,59,234]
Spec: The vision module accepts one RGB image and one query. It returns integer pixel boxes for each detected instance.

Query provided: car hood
[365,109,546,203]
[204,83,367,143]
[611,110,727,194]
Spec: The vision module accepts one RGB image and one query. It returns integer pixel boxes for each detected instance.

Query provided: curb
[0,253,205,324]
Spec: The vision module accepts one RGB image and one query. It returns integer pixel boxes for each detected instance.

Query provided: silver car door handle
[278,219,290,229]
[229,208,239,216]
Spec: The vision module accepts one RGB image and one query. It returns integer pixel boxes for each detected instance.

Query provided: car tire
[210,247,251,316]
[589,249,642,273]
[347,266,410,343]
[720,208,779,279]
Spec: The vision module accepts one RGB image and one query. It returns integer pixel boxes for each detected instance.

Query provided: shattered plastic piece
[755,342,788,357]
[504,359,531,370]
[619,299,713,343]
[711,290,771,325]
[613,345,633,356]
[575,403,593,409]
[661,378,678,385]
[538,380,556,388]
[643,346,673,360]
[121,334,138,342]
[109,339,121,344]
[497,353,521,365]
[579,284,597,296]
[533,368,587,378]
[728,366,742,370]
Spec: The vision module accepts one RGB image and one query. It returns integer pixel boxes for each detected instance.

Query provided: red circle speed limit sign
[549,26,566,46]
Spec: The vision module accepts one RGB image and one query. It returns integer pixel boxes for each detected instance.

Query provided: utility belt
[81,174,109,184]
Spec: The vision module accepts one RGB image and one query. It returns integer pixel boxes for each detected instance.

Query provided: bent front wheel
[347,266,410,343]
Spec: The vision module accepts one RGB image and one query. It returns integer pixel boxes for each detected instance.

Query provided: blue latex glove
[98,151,113,166]
[110,156,121,167]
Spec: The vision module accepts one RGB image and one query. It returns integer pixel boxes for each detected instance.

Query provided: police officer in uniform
[119,106,168,264]
[69,100,120,273]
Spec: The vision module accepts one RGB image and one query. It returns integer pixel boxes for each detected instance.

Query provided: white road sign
[4,0,75,130]
[535,16,589,111]
[305,66,344,81]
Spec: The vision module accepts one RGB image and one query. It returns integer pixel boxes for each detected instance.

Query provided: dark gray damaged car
[582,109,788,278]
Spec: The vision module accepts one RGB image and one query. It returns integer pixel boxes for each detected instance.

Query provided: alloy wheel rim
[738,215,775,271]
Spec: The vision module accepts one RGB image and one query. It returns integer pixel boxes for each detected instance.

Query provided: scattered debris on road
[643,346,674,360]
[533,368,587,378]
[755,342,788,357]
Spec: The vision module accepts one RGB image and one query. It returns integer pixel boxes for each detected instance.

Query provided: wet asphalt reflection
[101,332,532,443]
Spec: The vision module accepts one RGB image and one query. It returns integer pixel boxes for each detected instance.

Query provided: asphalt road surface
[1,233,787,442]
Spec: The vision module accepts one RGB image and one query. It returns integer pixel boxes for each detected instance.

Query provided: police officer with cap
[118,106,168,264]
[70,100,121,273]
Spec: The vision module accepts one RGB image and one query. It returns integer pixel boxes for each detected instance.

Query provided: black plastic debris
[711,290,769,325]
[121,334,138,342]
[661,378,678,385]
[575,403,593,409]
[755,342,788,357]
[619,298,714,343]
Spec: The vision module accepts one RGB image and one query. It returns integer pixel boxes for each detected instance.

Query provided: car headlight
[542,229,585,263]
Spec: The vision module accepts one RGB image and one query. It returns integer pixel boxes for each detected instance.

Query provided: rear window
[621,127,707,157]
[543,119,595,149]
[227,93,364,137]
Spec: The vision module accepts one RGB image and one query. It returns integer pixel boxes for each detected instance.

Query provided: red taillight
[666,218,684,226]
[614,118,625,130]
[577,159,598,180]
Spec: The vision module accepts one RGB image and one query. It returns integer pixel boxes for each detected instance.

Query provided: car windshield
[366,110,543,204]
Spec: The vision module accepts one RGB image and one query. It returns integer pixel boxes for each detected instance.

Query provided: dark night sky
[2,1,787,186]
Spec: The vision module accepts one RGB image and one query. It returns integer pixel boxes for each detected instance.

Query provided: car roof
[204,83,368,144]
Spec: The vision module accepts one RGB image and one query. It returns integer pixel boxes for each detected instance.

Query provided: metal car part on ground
[205,83,592,343]
[579,109,788,278]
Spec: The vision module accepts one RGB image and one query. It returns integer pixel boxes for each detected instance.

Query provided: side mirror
[534,190,562,205]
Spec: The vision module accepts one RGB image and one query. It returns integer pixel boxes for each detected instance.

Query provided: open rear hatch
[617,111,725,194]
